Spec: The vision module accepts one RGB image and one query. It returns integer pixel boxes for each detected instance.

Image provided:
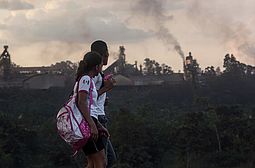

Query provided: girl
[74,51,109,168]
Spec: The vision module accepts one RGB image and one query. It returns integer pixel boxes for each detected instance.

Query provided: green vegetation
[0,55,255,168]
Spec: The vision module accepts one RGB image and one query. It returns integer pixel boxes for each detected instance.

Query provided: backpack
[56,77,93,155]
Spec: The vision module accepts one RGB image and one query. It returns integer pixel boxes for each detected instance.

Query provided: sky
[0,0,255,72]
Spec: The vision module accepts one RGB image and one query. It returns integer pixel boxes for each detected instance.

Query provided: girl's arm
[78,92,98,141]
[97,121,110,138]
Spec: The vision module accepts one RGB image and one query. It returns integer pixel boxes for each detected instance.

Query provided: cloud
[2,1,150,44]
[0,0,34,10]
[0,23,7,29]
[186,0,255,61]
[239,43,255,59]
[127,0,185,59]
[1,0,151,66]
[87,15,150,43]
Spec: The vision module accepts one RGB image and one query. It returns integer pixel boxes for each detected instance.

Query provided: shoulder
[79,75,91,85]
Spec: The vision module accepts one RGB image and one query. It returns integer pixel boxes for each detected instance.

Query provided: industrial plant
[0,45,201,89]
[0,45,66,89]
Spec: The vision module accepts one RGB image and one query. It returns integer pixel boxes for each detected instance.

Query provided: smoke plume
[130,0,185,60]
[187,0,255,63]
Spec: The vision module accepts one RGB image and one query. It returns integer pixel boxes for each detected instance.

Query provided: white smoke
[187,0,255,63]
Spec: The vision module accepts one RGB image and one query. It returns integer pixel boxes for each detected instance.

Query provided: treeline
[0,55,255,167]
[0,86,255,168]
[109,104,255,168]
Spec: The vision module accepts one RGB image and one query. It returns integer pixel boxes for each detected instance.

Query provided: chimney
[183,52,194,80]
[0,45,11,80]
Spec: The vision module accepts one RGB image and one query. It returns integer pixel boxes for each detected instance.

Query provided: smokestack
[0,45,11,80]
[183,60,187,80]
[183,52,194,80]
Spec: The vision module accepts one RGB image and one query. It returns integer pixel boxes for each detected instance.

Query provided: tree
[155,62,162,75]
[50,61,77,86]
[143,58,173,75]
[204,66,216,77]
[143,58,154,75]
[215,67,221,76]
[223,54,245,77]
[51,60,77,76]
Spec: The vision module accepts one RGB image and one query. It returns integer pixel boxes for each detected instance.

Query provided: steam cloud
[131,0,185,60]
[187,0,255,62]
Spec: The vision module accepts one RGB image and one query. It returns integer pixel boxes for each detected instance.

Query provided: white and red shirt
[73,75,99,119]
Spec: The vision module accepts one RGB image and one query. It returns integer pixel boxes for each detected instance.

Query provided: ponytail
[75,51,102,81]
[76,60,86,81]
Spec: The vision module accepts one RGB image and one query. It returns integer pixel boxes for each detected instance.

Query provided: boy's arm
[98,79,115,96]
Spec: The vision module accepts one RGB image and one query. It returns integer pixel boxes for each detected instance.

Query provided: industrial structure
[104,46,201,86]
[0,45,11,80]
[0,45,201,89]
[0,46,66,89]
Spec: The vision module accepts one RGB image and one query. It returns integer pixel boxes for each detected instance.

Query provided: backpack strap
[71,77,93,157]
[75,77,81,105]
[88,78,93,112]
[76,77,93,114]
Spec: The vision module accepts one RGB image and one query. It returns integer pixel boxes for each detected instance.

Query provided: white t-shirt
[93,73,106,116]
[73,75,99,119]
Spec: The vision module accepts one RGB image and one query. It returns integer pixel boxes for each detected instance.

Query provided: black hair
[76,51,102,81]
[91,40,108,57]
